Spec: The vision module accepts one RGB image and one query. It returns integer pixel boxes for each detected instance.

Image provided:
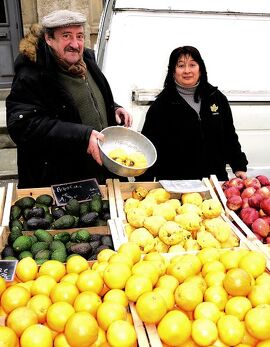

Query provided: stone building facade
[20,0,104,48]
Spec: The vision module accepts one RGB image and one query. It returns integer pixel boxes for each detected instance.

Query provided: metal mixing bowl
[98,126,157,177]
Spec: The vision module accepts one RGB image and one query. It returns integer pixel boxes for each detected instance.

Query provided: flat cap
[41,9,86,28]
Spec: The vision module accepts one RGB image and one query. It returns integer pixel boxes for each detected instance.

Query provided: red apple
[260,197,270,216]
[224,186,241,198]
[228,177,244,191]
[243,177,261,190]
[222,181,230,191]
[241,187,256,199]
[239,207,259,226]
[256,175,270,186]
[262,216,270,225]
[251,218,270,237]
[226,195,243,211]
[265,185,270,192]
[242,198,250,209]
[257,186,270,199]
[248,192,264,209]
[266,236,270,244]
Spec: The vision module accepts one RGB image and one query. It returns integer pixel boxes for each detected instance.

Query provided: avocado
[15,196,36,209]
[10,205,22,221]
[35,258,47,265]
[36,194,54,207]
[89,194,103,214]
[89,240,101,252]
[52,215,75,229]
[29,235,38,245]
[13,235,32,252]
[70,243,92,257]
[35,203,50,214]
[65,198,80,217]
[89,233,102,242]
[75,229,91,243]
[24,207,45,220]
[53,232,71,244]
[51,248,67,262]
[65,241,77,254]
[34,229,53,243]
[49,240,66,252]
[101,235,113,249]
[101,211,111,221]
[26,217,51,230]
[3,256,18,260]
[35,249,51,260]
[73,216,79,228]
[31,241,50,255]
[79,212,99,227]
[44,213,54,225]
[70,231,78,242]
[1,245,15,258]
[88,254,97,261]
[79,201,91,216]
[51,206,66,220]
[8,228,23,244]
[18,251,33,260]
[10,219,23,232]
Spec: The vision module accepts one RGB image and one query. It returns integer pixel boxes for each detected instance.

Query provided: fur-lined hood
[19,24,43,62]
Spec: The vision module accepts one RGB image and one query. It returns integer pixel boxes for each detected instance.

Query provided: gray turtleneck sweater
[175,82,201,115]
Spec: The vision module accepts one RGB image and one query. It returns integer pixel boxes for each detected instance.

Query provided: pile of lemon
[1,245,270,347]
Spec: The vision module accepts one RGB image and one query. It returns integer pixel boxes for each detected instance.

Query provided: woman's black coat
[140,84,248,181]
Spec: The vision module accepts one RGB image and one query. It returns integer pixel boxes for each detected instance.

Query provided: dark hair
[164,46,208,102]
[43,27,56,38]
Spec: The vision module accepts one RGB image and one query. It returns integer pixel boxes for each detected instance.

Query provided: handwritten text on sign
[51,179,102,206]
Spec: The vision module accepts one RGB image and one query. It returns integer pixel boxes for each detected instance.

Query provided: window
[0,0,7,24]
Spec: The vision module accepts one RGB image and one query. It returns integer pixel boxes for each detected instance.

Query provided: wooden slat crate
[1,179,117,230]
[113,178,223,222]
[0,186,6,226]
[111,178,247,249]
[209,174,270,262]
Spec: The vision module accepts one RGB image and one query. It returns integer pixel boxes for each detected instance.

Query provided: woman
[139,46,248,181]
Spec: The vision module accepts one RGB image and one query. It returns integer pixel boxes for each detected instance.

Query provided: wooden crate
[113,178,222,222]
[111,178,249,248]
[0,219,123,261]
[1,179,117,230]
[0,186,6,226]
[209,174,270,261]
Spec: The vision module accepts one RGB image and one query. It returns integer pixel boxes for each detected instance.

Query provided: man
[6,9,132,188]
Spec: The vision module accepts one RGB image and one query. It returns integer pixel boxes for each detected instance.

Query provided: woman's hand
[115,107,133,127]
[235,171,247,180]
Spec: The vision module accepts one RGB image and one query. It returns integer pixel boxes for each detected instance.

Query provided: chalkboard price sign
[51,178,102,206]
[0,260,18,281]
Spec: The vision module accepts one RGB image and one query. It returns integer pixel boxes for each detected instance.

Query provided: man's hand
[115,107,133,127]
[87,130,104,165]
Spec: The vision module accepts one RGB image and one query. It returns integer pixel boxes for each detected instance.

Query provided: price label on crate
[51,178,102,206]
[0,260,18,281]
[159,180,209,193]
